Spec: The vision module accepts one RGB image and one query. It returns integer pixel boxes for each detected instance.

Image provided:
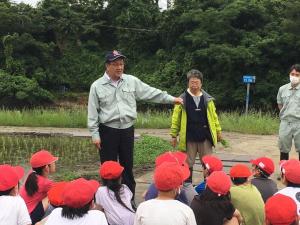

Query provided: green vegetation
[0,108,280,134]
[0,107,171,128]
[220,111,279,135]
[1,0,300,109]
[0,134,172,180]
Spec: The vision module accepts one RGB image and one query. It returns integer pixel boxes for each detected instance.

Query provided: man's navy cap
[105,50,126,62]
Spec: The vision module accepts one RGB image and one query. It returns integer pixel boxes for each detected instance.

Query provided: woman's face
[188,77,202,91]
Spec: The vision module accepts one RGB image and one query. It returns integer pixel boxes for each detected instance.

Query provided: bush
[0,70,53,107]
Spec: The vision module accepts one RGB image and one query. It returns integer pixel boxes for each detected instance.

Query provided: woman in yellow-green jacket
[170,69,222,183]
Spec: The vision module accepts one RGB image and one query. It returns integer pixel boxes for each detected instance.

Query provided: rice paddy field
[0,134,171,180]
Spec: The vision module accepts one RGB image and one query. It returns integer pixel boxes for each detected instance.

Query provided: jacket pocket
[122,87,136,106]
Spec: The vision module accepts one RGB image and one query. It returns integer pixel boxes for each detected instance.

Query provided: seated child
[250,157,278,202]
[135,162,196,225]
[95,161,135,225]
[229,164,265,225]
[276,159,300,214]
[265,194,298,225]
[44,178,108,225]
[20,150,58,225]
[191,171,242,225]
[194,155,223,194]
[36,181,68,225]
[0,164,31,225]
[144,151,196,205]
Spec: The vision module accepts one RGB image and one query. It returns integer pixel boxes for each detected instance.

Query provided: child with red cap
[143,151,197,206]
[0,164,31,225]
[276,159,300,214]
[250,157,278,202]
[191,171,242,225]
[265,194,298,225]
[229,164,265,225]
[35,182,68,225]
[20,150,58,225]
[134,162,196,225]
[194,155,223,194]
[44,178,108,225]
[95,161,135,225]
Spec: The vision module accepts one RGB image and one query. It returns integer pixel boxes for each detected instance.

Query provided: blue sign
[243,75,256,84]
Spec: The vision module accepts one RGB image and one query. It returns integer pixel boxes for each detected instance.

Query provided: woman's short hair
[187,69,203,82]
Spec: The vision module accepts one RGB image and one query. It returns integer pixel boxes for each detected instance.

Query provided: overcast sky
[12,0,167,9]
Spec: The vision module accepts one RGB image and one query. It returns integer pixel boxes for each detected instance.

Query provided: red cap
[0,164,24,191]
[202,155,223,173]
[281,159,300,184]
[62,178,100,208]
[265,194,297,225]
[99,161,124,179]
[229,164,252,178]
[48,181,68,206]
[154,162,188,191]
[250,157,275,175]
[206,171,231,196]
[30,150,58,168]
[155,151,187,167]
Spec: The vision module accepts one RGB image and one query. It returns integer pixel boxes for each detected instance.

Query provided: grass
[220,111,279,135]
[0,108,280,135]
[0,134,172,181]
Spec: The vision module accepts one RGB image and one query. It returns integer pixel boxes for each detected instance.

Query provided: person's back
[135,161,196,225]
[250,157,277,202]
[251,177,277,202]
[45,178,108,225]
[0,164,31,225]
[0,192,31,225]
[96,185,135,225]
[229,164,265,225]
[134,199,195,225]
[191,171,237,225]
[230,184,264,225]
[44,207,107,225]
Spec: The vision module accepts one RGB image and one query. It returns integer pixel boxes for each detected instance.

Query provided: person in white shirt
[0,164,31,225]
[276,159,300,215]
[134,161,196,225]
[45,178,108,225]
[95,161,135,225]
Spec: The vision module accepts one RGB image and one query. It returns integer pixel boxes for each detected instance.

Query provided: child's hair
[255,166,270,178]
[0,187,14,196]
[286,180,300,188]
[231,177,248,185]
[61,200,92,219]
[102,177,135,212]
[25,166,46,196]
[198,187,234,218]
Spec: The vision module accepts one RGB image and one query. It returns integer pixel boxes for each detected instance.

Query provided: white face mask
[290,75,300,85]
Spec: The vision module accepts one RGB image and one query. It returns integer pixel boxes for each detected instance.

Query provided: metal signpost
[243,75,256,115]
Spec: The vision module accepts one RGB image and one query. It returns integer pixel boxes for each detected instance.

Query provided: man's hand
[93,138,101,150]
[171,137,177,148]
[174,97,183,105]
[217,132,222,142]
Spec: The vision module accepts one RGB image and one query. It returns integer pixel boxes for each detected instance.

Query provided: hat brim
[181,162,191,181]
[88,180,100,193]
[106,55,126,62]
[14,166,25,180]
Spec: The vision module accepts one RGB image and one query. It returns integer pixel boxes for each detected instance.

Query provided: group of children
[0,149,299,225]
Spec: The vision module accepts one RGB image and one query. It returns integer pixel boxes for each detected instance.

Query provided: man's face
[106,58,124,79]
[188,77,202,91]
[290,69,300,78]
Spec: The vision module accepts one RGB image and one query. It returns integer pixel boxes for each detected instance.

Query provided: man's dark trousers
[99,124,136,197]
